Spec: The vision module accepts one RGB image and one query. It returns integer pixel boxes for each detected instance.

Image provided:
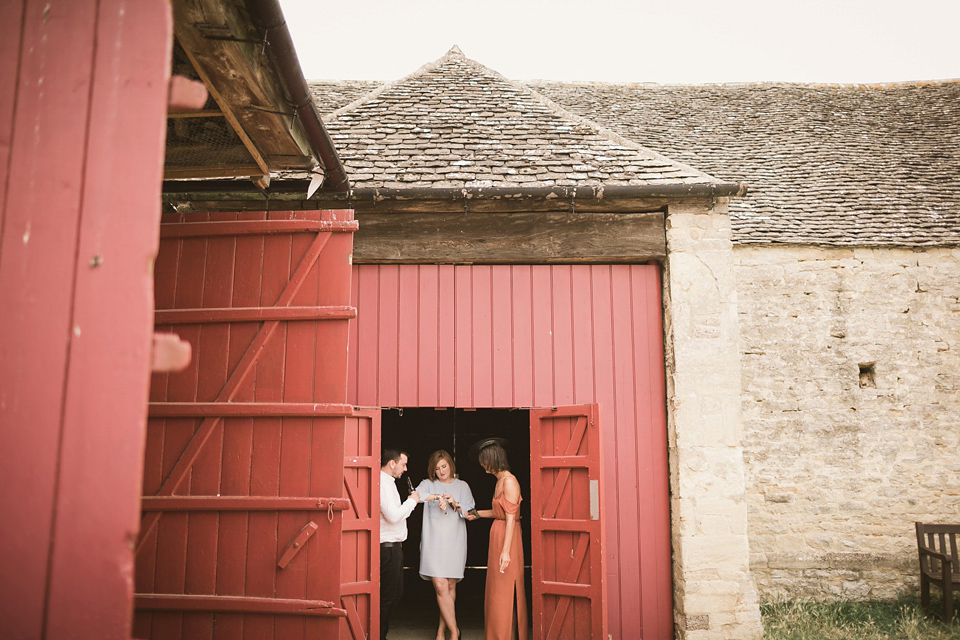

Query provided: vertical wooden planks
[0,2,98,635]
[633,266,672,639]
[347,264,672,639]
[397,266,420,403]
[0,0,172,637]
[437,266,457,405]
[340,411,380,640]
[417,266,440,407]
[471,266,494,407]
[491,266,514,407]
[377,265,400,407]
[530,266,555,409]
[510,266,535,406]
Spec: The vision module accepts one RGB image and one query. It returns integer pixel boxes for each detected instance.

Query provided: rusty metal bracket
[277,521,319,569]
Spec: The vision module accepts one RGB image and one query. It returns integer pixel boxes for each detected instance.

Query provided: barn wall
[347,263,673,640]
[736,245,960,599]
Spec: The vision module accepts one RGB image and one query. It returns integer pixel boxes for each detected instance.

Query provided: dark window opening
[859,363,876,388]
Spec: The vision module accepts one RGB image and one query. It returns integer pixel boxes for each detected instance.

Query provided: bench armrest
[919,546,954,565]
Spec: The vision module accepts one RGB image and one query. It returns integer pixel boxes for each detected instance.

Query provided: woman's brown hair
[478,443,510,473]
[426,449,456,481]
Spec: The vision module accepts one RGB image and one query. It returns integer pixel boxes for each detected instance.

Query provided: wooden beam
[352,211,667,263]
[135,594,346,617]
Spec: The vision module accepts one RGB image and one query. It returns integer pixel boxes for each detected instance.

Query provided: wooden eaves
[165,0,347,192]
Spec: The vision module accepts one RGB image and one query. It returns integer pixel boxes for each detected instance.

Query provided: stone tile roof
[309,53,960,246]
[309,47,720,190]
[527,81,960,246]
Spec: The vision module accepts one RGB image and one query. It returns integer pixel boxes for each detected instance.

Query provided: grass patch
[761,596,960,640]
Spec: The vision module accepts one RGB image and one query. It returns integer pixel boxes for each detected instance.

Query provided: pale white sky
[280,0,959,84]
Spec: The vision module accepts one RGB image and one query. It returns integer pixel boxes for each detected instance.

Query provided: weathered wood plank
[352,212,666,263]
[172,0,308,160]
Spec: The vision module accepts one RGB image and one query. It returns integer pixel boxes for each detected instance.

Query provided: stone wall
[735,246,960,600]
[664,199,763,639]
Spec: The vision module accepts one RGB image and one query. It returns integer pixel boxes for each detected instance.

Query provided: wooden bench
[916,522,960,622]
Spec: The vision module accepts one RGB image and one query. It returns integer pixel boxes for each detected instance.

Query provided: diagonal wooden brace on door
[542,416,589,518]
[545,532,591,640]
[138,228,338,554]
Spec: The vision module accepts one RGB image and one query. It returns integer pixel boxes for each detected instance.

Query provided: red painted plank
[454,267,474,407]
[278,226,318,640]
[0,2,98,635]
[38,3,171,638]
[471,266,494,407]
[397,266,420,402]
[633,266,672,639]
[591,267,628,639]
[509,266,534,406]
[313,211,354,405]
[377,266,400,406]
[571,268,596,405]
[437,266,457,405]
[530,266,555,408]
[551,266,576,405]
[417,266,440,406]
[491,266,514,407]
[0,0,24,217]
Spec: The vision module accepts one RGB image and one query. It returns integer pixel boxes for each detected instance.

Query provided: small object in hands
[466,508,479,518]
[406,477,415,500]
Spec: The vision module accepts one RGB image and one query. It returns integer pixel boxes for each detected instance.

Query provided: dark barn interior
[382,408,533,631]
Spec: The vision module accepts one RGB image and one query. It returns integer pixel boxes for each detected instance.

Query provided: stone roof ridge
[325,45,469,122]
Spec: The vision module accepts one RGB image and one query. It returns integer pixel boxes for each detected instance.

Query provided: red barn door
[531,404,608,640]
[340,410,381,640]
[135,210,357,640]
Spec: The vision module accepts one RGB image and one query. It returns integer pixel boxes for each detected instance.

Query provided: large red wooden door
[135,210,357,640]
[531,404,608,640]
[340,410,381,640]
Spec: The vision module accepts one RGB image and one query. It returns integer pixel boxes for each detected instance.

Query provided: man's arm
[380,479,418,524]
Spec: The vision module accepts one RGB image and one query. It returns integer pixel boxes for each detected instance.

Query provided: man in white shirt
[380,448,420,640]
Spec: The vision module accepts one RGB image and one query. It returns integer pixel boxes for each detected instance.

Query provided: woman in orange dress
[471,439,529,640]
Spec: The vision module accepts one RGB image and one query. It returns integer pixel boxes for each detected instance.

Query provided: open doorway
[382,408,532,636]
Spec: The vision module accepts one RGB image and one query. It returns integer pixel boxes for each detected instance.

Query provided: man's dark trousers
[380,542,403,640]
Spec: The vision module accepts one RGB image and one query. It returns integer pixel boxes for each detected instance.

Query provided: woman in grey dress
[416,450,476,640]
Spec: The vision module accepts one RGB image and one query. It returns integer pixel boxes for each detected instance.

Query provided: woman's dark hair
[426,450,456,481]
[478,443,510,473]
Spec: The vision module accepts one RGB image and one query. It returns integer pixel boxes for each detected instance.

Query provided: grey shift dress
[416,478,476,580]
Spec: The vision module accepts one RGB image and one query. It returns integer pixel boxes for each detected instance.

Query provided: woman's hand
[499,551,511,573]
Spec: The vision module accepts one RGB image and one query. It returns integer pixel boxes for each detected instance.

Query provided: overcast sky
[279,0,958,84]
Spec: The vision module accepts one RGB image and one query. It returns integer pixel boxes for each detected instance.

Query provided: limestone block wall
[735,246,960,600]
[663,199,763,640]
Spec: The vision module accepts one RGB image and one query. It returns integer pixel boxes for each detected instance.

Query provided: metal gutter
[162,181,748,200]
[244,0,350,192]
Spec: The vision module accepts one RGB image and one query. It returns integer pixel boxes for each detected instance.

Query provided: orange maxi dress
[485,485,529,640]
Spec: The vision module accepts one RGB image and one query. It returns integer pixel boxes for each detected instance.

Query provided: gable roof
[527,81,960,246]
[313,47,725,191]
